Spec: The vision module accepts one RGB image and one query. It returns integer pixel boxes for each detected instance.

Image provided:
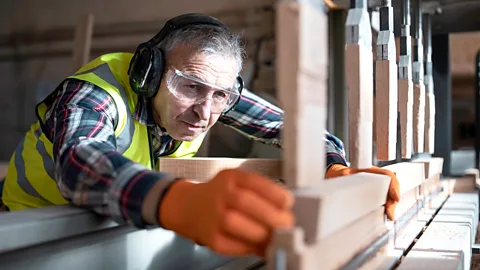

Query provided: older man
[0,13,399,257]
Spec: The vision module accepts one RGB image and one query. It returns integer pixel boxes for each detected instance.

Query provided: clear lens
[166,68,240,113]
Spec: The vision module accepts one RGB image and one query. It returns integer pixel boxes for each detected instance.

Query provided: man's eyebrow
[182,70,234,90]
[187,73,207,82]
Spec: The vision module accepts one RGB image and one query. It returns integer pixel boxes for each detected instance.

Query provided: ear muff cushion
[129,46,153,96]
[145,47,165,98]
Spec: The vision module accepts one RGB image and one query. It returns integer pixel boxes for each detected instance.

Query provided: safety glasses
[165,67,241,114]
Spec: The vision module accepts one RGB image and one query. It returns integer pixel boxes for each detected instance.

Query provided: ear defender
[128,44,165,99]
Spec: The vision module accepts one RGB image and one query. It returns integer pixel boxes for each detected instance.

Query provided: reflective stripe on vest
[15,125,55,199]
[74,63,135,154]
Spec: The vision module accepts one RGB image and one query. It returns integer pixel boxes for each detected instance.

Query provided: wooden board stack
[265,1,393,269]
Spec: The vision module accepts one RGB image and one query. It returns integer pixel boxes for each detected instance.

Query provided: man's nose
[192,99,212,121]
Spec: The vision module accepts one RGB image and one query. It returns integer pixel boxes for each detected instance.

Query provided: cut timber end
[346,44,374,169]
[276,1,328,189]
[424,92,436,154]
[398,79,414,159]
[375,60,398,161]
[293,172,390,244]
[413,83,426,153]
[157,157,281,182]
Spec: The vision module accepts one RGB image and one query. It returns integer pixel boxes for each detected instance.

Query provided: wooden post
[423,13,435,154]
[375,0,398,161]
[276,0,327,189]
[398,0,414,159]
[412,0,425,153]
[346,0,374,168]
[72,13,94,73]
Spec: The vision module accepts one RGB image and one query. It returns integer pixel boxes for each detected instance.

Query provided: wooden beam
[72,13,94,73]
[293,173,390,243]
[345,0,374,169]
[398,194,476,269]
[375,0,398,161]
[423,13,435,154]
[276,0,327,189]
[382,162,425,196]
[412,0,425,153]
[398,0,414,159]
[157,157,281,181]
[412,157,443,179]
[268,208,387,270]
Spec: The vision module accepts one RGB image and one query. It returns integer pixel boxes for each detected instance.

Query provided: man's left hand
[325,164,400,221]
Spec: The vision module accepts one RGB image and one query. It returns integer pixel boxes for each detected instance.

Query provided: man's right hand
[158,169,294,257]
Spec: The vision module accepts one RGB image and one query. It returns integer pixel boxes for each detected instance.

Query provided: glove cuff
[158,179,199,233]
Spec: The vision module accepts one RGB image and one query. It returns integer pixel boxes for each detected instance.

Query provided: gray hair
[158,24,245,74]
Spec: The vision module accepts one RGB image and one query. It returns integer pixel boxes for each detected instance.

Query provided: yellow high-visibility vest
[2,53,206,210]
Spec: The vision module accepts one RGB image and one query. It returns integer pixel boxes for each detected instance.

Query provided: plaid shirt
[41,78,347,228]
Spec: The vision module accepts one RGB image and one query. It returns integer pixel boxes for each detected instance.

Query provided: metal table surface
[0,206,263,270]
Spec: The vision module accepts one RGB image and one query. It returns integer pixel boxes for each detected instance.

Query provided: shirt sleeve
[43,79,174,228]
[219,89,347,168]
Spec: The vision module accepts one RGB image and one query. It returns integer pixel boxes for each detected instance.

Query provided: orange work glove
[326,164,400,221]
[158,169,294,257]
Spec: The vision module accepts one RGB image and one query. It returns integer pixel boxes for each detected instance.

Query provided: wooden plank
[345,2,374,169]
[412,83,425,153]
[392,187,418,220]
[358,189,452,270]
[268,208,387,270]
[293,173,390,243]
[452,169,478,193]
[398,192,476,269]
[72,13,94,72]
[358,218,425,270]
[412,157,443,179]
[375,1,397,161]
[422,173,441,197]
[276,0,327,189]
[381,162,425,220]
[397,0,414,159]
[423,13,435,154]
[398,79,414,159]
[424,92,435,154]
[375,60,398,160]
[412,0,425,154]
[452,176,477,193]
[382,162,425,195]
[397,250,464,269]
[157,157,281,181]
[399,214,472,269]
[445,193,479,242]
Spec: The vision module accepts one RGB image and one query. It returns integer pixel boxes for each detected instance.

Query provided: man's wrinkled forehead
[167,45,238,89]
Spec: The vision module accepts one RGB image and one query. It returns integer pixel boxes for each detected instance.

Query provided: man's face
[152,45,238,141]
